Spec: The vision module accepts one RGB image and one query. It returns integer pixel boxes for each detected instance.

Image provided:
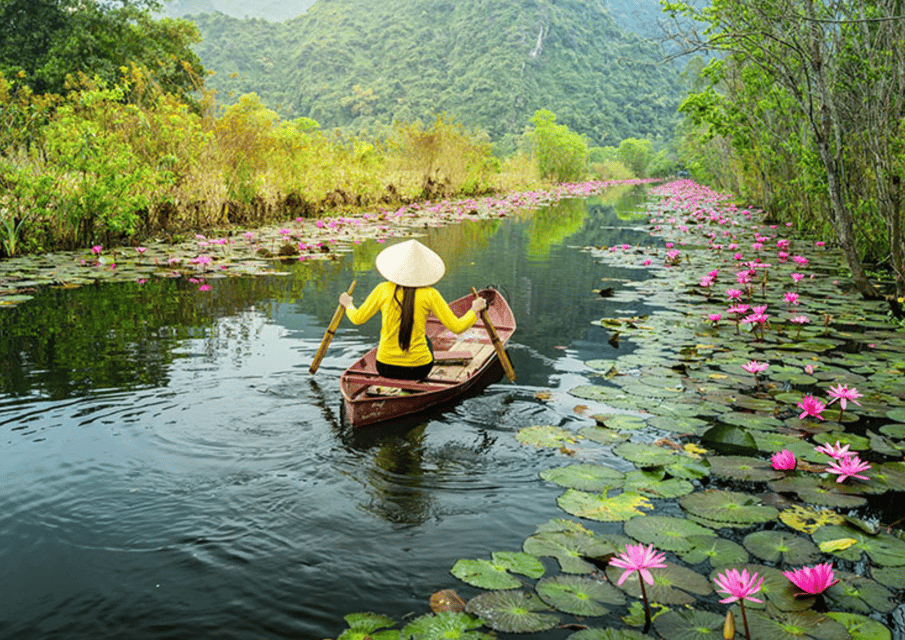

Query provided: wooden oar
[309,280,356,374]
[471,287,516,382]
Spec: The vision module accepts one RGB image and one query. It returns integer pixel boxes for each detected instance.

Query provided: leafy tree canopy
[0,0,205,100]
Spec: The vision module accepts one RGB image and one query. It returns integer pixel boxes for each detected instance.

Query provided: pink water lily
[610,543,667,634]
[826,383,862,421]
[826,454,871,483]
[714,568,763,640]
[742,360,768,391]
[814,440,852,459]
[797,395,826,421]
[609,543,667,586]
[714,568,764,604]
[771,449,797,470]
[783,563,839,596]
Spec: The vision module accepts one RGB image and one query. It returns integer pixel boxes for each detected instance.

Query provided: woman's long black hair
[394,285,417,351]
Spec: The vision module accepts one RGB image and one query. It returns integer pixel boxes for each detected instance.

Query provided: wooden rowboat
[340,288,516,427]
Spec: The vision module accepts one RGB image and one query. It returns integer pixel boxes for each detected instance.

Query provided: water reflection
[0,187,655,640]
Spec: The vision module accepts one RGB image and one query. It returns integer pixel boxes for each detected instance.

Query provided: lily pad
[811,524,905,566]
[540,464,625,492]
[450,559,522,590]
[337,612,398,640]
[825,571,896,614]
[767,475,867,508]
[567,628,648,640]
[679,535,748,568]
[465,590,559,634]
[578,425,631,445]
[680,490,779,528]
[825,612,891,640]
[401,612,493,640]
[871,461,905,491]
[606,560,711,605]
[743,530,821,565]
[700,424,758,456]
[592,414,648,430]
[652,608,725,640]
[743,606,853,640]
[523,522,631,574]
[885,407,905,423]
[517,425,580,448]
[707,455,784,482]
[778,504,845,534]
[871,565,905,589]
[557,489,653,522]
[623,515,714,553]
[535,575,625,616]
[613,442,678,466]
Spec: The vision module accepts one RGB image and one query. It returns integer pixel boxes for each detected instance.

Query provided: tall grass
[0,72,563,257]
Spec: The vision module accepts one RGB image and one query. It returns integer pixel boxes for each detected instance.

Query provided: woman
[339,239,486,380]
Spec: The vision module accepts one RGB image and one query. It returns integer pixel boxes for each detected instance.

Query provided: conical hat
[375,239,445,287]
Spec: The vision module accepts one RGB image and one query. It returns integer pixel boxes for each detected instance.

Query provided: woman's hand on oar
[471,287,516,382]
[309,280,356,375]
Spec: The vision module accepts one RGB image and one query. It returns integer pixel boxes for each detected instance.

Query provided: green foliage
[617,138,654,178]
[186,0,684,147]
[0,0,205,102]
[529,110,588,183]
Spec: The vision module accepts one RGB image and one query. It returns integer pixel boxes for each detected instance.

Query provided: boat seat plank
[342,374,452,392]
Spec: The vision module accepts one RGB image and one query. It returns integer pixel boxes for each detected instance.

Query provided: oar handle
[472,287,516,382]
[309,280,356,374]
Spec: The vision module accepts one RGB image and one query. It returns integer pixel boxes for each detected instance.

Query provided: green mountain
[185,0,683,148]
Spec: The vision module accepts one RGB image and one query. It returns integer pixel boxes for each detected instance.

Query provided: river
[0,186,655,640]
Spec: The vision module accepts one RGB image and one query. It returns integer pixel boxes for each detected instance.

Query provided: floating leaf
[663,456,711,481]
[700,424,758,456]
[680,490,778,528]
[401,611,492,640]
[767,476,867,508]
[652,608,725,640]
[871,461,905,491]
[825,571,896,614]
[465,590,558,634]
[629,476,695,498]
[623,515,714,553]
[429,589,466,613]
[707,455,783,482]
[540,464,625,492]
[491,551,545,580]
[523,524,631,574]
[818,538,858,553]
[607,561,711,605]
[535,575,625,616]
[451,559,521,590]
[578,425,631,445]
[811,524,905,566]
[871,565,905,589]
[743,606,851,640]
[779,505,845,534]
[567,628,648,640]
[743,530,821,565]
[613,442,678,466]
[337,612,398,640]
[679,535,748,568]
[557,489,654,522]
[517,425,579,448]
[825,612,892,640]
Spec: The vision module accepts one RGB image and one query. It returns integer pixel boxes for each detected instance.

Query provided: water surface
[0,187,655,639]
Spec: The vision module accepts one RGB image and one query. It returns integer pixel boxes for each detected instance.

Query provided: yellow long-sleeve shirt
[344,281,477,366]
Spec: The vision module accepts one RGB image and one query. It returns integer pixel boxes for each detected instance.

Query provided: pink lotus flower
[741,360,768,375]
[783,563,839,596]
[708,313,722,324]
[814,441,852,459]
[726,288,744,301]
[771,449,797,470]
[609,543,667,586]
[91,245,103,254]
[826,384,862,412]
[797,395,826,420]
[784,292,800,306]
[826,454,871,483]
[714,568,764,604]
[791,272,805,283]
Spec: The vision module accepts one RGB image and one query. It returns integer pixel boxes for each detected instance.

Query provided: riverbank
[0,178,658,306]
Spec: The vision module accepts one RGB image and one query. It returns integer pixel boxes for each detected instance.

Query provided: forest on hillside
[186,0,684,149]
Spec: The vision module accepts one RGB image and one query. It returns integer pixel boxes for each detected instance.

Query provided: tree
[0,0,205,101]
[529,109,588,183]
[617,138,654,177]
[664,0,905,299]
